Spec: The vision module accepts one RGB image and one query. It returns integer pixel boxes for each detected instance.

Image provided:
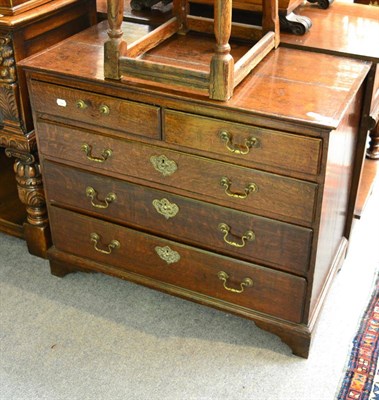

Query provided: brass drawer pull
[86,186,117,209]
[220,176,258,199]
[150,155,177,176]
[81,143,112,163]
[90,232,120,254]
[155,246,181,264]
[219,130,259,155]
[99,104,110,115]
[152,198,179,219]
[218,223,255,248]
[76,100,87,109]
[217,271,253,294]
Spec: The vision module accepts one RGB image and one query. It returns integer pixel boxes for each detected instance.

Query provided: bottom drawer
[49,206,307,323]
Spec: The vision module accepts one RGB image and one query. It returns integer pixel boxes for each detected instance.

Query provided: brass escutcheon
[155,246,181,264]
[217,271,253,294]
[152,198,179,219]
[150,155,177,176]
[219,130,259,155]
[90,232,120,254]
[220,176,258,199]
[218,223,255,248]
[81,143,112,163]
[86,186,117,209]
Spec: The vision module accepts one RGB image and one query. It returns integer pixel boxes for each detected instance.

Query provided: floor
[0,162,378,400]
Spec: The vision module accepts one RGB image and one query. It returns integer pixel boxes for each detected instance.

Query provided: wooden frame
[0,0,51,16]
[104,0,280,100]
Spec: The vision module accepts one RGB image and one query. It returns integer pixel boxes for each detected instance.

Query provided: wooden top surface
[0,0,81,27]
[20,20,371,130]
[281,2,379,62]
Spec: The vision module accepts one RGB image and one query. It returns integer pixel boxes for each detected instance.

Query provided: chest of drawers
[21,21,371,358]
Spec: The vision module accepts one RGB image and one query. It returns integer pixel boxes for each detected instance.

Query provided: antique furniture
[96,0,316,36]
[0,0,97,256]
[354,0,378,5]
[0,148,26,237]
[21,18,370,357]
[0,0,50,15]
[188,0,315,35]
[281,1,379,218]
[104,0,279,101]
[97,0,173,25]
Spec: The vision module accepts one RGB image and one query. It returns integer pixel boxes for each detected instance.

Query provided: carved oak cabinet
[21,21,370,357]
[0,0,96,255]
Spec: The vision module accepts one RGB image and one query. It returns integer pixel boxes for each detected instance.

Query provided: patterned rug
[337,273,379,400]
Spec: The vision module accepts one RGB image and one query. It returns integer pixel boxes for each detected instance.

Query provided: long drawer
[48,206,307,323]
[163,109,323,177]
[37,121,318,225]
[43,161,312,275]
[29,80,161,139]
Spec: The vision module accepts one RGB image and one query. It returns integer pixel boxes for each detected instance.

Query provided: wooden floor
[0,149,26,238]
[355,158,379,219]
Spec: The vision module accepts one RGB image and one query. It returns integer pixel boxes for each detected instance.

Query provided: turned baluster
[173,0,189,33]
[104,0,127,79]
[262,0,280,48]
[209,0,234,101]
[367,122,379,159]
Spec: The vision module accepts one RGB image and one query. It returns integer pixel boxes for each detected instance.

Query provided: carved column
[4,147,50,257]
[0,34,16,83]
[367,121,379,159]
[0,33,23,135]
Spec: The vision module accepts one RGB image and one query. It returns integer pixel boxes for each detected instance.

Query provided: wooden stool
[104,0,280,100]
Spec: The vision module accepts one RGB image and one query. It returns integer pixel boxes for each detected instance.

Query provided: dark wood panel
[36,121,318,225]
[0,148,26,237]
[164,109,322,177]
[49,205,307,324]
[30,80,162,139]
[43,160,313,275]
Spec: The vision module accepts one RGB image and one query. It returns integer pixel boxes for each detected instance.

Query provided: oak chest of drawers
[21,21,371,358]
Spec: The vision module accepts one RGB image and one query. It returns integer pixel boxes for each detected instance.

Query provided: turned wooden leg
[209,0,234,101]
[5,148,51,258]
[367,120,379,160]
[104,0,127,80]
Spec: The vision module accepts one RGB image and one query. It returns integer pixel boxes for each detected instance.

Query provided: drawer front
[29,80,161,139]
[37,121,318,225]
[43,161,312,275]
[49,206,307,323]
[164,110,322,176]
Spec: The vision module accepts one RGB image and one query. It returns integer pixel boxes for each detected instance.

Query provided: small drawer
[37,121,318,225]
[163,110,323,176]
[43,161,312,275]
[29,80,161,139]
[49,206,307,324]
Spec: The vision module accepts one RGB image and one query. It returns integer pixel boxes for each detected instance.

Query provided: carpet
[337,273,379,400]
